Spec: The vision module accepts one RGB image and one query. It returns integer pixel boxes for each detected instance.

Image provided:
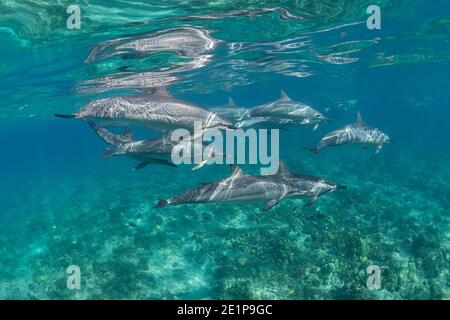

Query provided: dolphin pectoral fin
[313,124,319,131]
[305,196,318,207]
[133,161,150,170]
[149,158,178,168]
[262,198,280,211]
[302,146,319,154]
[160,161,178,168]
[102,150,117,158]
[192,159,207,171]
[375,145,383,154]
[155,199,169,208]
[54,113,76,119]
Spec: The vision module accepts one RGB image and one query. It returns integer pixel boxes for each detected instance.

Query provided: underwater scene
[0,0,449,300]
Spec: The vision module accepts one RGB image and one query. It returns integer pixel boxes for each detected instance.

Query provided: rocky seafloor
[0,149,448,300]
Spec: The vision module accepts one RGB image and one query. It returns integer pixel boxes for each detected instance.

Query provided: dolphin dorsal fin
[230,165,245,178]
[276,161,293,177]
[355,111,366,127]
[280,90,291,101]
[227,97,237,107]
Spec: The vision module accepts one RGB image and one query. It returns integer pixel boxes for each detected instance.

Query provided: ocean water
[0,0,449,300]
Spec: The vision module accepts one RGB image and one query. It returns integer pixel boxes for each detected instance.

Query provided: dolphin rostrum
[55,87,234,133]
[304,111,392,154]
[236,90,328,130]
[155,161,346,211]
[87,121,224,171]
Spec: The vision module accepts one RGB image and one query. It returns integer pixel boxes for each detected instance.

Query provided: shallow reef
[0,150,448,299]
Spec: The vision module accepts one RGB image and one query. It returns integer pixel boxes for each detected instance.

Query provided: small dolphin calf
[236,90,327,130]
[87,121,221,170]
[304,111,392,154]
[55,87,234,133]
[155,162,346,211]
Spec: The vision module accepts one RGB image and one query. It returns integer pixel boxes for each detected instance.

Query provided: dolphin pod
[55,25,394,211]
[55,88,392,210]
[87,121,227,171]
[155,162,347,211]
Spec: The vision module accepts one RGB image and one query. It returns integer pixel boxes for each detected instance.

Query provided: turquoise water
[0,0,449,299]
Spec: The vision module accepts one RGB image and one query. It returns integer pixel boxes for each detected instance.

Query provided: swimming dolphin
[85,26,221,63]
[208,98,291,131]
[87,121,224,171]
[236,90,328,130]
[155,162,346,211]
[55,87,235,133]
[304,111,392,154]
[210,97,246,122]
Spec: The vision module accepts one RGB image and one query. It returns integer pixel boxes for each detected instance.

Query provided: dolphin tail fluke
[154,199,169,208]
[302,146,319,154]
[54,113,76,119]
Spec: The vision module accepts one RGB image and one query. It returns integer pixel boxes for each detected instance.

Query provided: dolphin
[210,97,246,122]
[85,26,221,63]
[155,162,346,211]
[55,87,235,133]
[304,111,392,154]
[87,121,226,171]
[236,90,328,130]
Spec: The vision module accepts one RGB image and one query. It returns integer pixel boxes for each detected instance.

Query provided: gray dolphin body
[305,111,392,154]
[55,87,233,132]
[155,162,346,211]
[236,90,327,130]
[85,26,221,63]
[87,121,226,170]
[87,120,177,170]
[210,97,246,123]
